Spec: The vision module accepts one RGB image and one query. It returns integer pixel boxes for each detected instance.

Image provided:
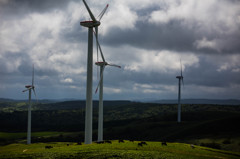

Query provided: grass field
[0,140,240,159]
[1,102,239,158]
[186,137,240,152]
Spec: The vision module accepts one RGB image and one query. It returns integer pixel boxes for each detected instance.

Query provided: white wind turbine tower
[176,60,184,123]
[22,65,37,144]
[80,0,109,144]
[94,32,121,142]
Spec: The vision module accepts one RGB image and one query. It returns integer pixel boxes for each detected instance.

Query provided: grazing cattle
[118,139,124,143]
[96,141,104,144]
[104,140,112,144]
[45,146,53,149]
[138,143,143,147]
[138,141,147,147]
[67,144,69,146]
[190,144,195,149]
[162,142,167,146]
[140,141,147,145]
[77,142,82,145]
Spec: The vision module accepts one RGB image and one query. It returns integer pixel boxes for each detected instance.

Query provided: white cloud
[104,87,122,94]
[101,2,138,34]
[217,63,229,72]
[61,78,73,83]
[0,4,88,75]
[216,54,240,72]
[0,0,239,100]
[123,48,199,73]
[149,0,240,35]
[194,37,219,52]
[232,68,240,73]
[78,0,139,35]
[131,83,177,97]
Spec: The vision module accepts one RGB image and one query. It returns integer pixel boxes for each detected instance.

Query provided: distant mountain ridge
[0,98,240,105]
[151,99,240,105]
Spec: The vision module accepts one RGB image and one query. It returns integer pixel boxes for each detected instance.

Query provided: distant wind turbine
[80,0,109,144]
[176,60,184,123]
[94,32,121,142]
[22,65,37,144]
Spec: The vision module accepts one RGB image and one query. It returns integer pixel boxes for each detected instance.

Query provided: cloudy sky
[0,0,240,100]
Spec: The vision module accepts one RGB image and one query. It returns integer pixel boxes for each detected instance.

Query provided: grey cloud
[0,0,76,15]
[1,0,240,100]
[102,53,240,91]
[101,65,177,90]
[184,56,240,87]
[102,0,240,55]
[103,19,240,54]
[60,22,88,44]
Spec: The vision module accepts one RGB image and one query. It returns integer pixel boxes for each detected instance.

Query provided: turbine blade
[94,27,100,81]
[82,0,97,22]
[22,89,29,92]
[95,27,99,62]
[22,87,32,92]
[33,88,38,102]
[180,59,184,87]
[98,4,109,21]
[180,59,182,77]
[93,31,105,62]
[97,40,105,62]
[96,54,99,81]
[108,63,121,68]
[95,66,105,94]
[95,85,99,94]
[32,64,34,86]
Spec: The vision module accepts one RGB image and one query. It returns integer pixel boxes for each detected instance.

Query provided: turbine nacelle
[80,21,101,28]
[80,0,108,29]
[95,61,108,66]
[176,76,183,79]
[176,59,184,86]
[25,85,34,89]
[22,65,38,100]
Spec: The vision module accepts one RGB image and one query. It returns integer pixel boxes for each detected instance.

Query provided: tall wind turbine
[22,65,37,144]
[176,60,184,123]
[80,0,109,144]
[94,33,121,142]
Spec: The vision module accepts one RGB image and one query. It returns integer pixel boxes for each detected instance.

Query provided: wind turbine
[22,65,37,144]
[176,60,184,123]
[94,32,121,142]
[80,0,109,144]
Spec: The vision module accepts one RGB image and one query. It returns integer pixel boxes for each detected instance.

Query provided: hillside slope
[0,141,239,159]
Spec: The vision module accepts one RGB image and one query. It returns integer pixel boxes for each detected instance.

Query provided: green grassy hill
[0,141,239,159]
[0,101,240,152]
